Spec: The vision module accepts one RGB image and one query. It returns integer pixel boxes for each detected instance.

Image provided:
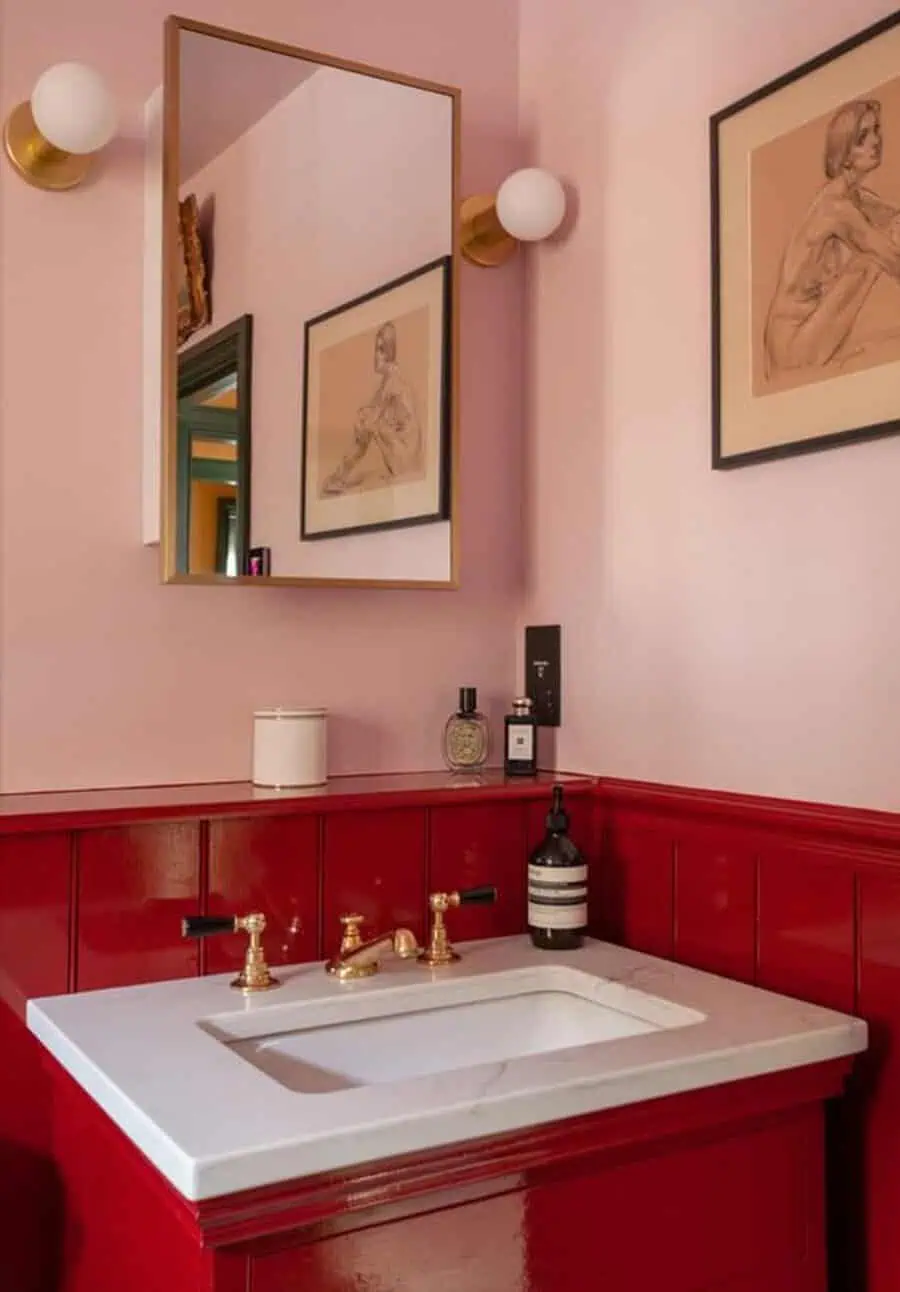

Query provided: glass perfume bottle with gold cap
[442,687,490,771]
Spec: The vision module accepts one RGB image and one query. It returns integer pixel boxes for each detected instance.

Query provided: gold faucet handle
[339,912,370,954]
[181,911,280,994]
[419,885,498,967]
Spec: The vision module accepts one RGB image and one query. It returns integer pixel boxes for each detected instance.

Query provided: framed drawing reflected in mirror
[177,194,209,346]
[300,257,451,541]
[712,10,900,469]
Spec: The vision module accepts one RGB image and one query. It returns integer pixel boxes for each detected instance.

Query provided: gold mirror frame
[161,16,462,589]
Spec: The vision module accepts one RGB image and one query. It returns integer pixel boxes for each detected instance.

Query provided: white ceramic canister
[252,709,327,788]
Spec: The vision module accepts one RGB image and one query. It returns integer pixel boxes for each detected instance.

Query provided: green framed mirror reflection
[176,314,253,577]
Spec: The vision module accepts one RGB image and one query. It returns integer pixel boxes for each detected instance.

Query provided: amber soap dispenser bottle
[527,784,588,950]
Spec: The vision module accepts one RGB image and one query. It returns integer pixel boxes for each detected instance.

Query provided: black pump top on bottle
[545,784,569,833]
[528,784,586,950]
[459,687,478,715]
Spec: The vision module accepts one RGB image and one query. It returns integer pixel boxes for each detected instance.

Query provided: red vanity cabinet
[45,1046,851,1292]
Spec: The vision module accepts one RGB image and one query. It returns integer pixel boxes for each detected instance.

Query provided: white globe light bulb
[495,168,566,243]
[31,63,117,155]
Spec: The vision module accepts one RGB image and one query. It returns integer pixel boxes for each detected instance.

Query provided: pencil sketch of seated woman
[764,98,900,378]
[321,322,424,497]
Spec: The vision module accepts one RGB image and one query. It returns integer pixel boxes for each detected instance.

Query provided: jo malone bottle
[504,696,537,777]
[528,785,587,950]
[442,687,490,772]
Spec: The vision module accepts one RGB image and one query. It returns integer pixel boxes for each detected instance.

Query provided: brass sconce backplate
[3,101,91,191]
[459,193,517,268]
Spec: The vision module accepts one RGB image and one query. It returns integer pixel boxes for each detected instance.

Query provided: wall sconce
[4,63,117,192]
[460,168,566,267]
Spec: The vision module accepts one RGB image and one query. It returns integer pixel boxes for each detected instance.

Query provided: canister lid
[254,708,327,719]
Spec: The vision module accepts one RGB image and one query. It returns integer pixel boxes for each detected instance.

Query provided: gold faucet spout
[326,925,419,980]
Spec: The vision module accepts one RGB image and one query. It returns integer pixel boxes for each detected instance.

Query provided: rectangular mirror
[161,17,460,587]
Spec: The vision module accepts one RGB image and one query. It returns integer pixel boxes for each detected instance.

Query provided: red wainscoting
[594,777,900,1292]
[0,771,595,1292]
[4,769,900,1292]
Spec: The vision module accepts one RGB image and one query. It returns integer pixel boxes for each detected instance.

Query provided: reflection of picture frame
[712,12,900,469]
[177,194,209,346]
[300,257,451,541]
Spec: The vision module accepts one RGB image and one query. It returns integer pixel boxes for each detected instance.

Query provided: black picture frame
[300,256,452,541]
[711,10,900,469]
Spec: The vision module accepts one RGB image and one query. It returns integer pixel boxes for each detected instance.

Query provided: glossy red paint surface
[757,848,855,1013]
[50,1056,207,1292]
[600,820,674,956]
[857,869,900,1292]
[0,1005,61,1292]
[674,836,756,982]
[0,832,70,1011]
[0,769,595,833]
[429,801,527,939]
[323,808,427,950]
[43,1044,847,1292]
[597,778,890,1292]
[76,823,201,990]
[207,815,320,973]
[0,774,891,1291]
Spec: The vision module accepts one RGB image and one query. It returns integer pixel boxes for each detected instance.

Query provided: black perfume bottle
[528,785,587,950]
[504,696,537,776]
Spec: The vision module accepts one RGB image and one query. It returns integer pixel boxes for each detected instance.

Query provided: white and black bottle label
[508,724,534,761]
[527,862,588,930]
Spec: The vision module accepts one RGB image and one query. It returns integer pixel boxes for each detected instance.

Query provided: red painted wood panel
[0,836,69,1291]
[757,849,855,1013]
[857,870,900,1292]
[207,816,319,973]
[0,1004,62,1292]
[0,832,70,1012]
[674,837,757,982]
[50,1058,207,1292]
[76,824,201,991]
[429,802,526,940]
[44,1026,844,1292]
[600,821,674,957]
[322,809,427,955]
[253,1110,823,1292]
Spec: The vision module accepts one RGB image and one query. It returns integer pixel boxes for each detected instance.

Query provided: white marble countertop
[27,935,867,1201]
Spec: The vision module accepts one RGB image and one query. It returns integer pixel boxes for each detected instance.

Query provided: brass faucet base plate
[231,974,281,993]
[327,961,378,981]
[417,949,461,968]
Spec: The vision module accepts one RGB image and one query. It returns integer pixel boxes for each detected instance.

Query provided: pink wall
[0,0,524,792]
[518,0,900,812]
[185,64,453,581]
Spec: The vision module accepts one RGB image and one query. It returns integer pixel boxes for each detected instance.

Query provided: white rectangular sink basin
[212,965,701,1094]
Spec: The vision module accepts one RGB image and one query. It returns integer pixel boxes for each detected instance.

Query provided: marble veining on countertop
[27,935,867,1201]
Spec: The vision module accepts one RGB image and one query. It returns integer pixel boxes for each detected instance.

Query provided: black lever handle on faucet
[457,885,498,906]
[181,915,237,938]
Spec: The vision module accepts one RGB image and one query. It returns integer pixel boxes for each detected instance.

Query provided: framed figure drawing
[712,12,900,468]
[300,257,451,540]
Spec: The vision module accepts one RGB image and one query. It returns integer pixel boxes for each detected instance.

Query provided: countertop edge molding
[188,1056,853,1246]
[0,769,597,834]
